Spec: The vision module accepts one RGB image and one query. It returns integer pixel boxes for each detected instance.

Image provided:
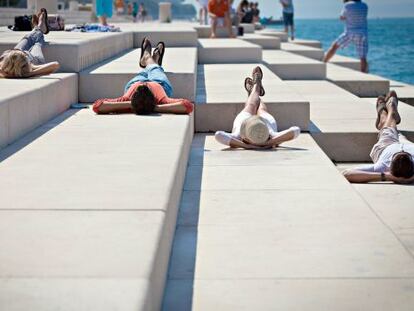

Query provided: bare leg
[284,25,288,34]
[242,82,262,115]
[257,100,268,115]
[141,51,156,67]
[290,25,295,40]
[226,14,235,38]
[382,105,397,130]
[204,8,208,25]
[99,15,108,26]
[323,43,339,63]
[361,57,368,73]
[210,16,217,38]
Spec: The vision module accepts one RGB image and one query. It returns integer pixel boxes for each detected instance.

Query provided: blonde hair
[0,50,31,78]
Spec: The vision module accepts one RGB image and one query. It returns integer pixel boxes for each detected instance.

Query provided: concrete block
[281,42,324,61]
[197,39,262,64]
[290,38,322,49]
[239,33,281,49]
[193,25,237,38]
[256,29,288,42]
[0,30,133,72]
[0,73,77,150]
[327,63,390,97]
[239,23,255,33]
[263,50,326,80]
[330,54,360,71]
[390,80,414,106]
[195,64,309,132]
[79,48,197,102]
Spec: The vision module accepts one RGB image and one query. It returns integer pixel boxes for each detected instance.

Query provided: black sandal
[153,42,165,66]
[244,77,254,95]
[139,37,151,68]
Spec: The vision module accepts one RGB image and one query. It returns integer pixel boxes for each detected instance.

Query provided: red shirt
[93,81,194,114]
[208,0,230,18]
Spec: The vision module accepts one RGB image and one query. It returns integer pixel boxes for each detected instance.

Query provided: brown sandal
[384,90,401,125]
[251,66,265,96]
[375,96,387,130]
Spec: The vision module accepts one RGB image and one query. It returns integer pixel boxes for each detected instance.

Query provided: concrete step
[79,47,197,103]
[290,38,322,49]
[0,108,193,311]
[256,29,288,42]
[0,73,77,150]
[163,133,414,310]
[284,81,414,162]
[195,64,309,132]
[327,63,390,97]
[390,80,414,106]
[239,23,255,34]
[239,33,281,49]
[330,54,361,71]
[194,25,237,38]
[0,30,133,72]
[281,42,324,61]
[197,39,262,64]
[263,50,326,80]
[114,23,198,47]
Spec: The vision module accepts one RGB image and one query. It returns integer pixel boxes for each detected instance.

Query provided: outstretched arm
[157,99,194,114]
[28,62,60,77]
[342,169,383,183]
[95,101,132,114]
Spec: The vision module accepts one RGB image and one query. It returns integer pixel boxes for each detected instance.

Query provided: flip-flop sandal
[375,96,387,130]
[40,8,49,34]
[384,90,401,125]
[139,37,151,68]
[244,77,254,95]
[153,42,165,66]
[252,67,265,96]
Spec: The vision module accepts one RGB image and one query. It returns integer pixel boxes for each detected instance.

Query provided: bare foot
[210,33,217,39]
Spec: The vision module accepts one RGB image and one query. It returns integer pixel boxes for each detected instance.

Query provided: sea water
[269,18,414,85]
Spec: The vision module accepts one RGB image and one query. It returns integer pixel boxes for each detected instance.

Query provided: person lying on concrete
[343,91,414,184]
[93,37,194,115]
[208,0,236,38]
[0,9,60,79]
[323,0,369,73]
[215,66,301,149]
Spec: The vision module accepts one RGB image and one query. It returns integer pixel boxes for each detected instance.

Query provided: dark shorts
[283,12,294,26]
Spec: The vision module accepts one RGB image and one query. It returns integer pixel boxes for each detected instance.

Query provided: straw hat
[240,116,270,145]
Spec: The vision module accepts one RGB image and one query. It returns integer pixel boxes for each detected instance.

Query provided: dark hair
[390,152,414,179]
[131,84,156,115]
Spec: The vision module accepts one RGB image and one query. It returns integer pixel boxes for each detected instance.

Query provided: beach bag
[8,15,33,31]
[48,15,65,31]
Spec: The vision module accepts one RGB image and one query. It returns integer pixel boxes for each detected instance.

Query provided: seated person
[343,91,414,184]
[215,66,301,149]
[0,8,60,78]
[93,37,193,115]
[208,0,235,38]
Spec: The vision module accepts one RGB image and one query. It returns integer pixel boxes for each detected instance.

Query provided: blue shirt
[281,0,294,14]
[342,1,368,35]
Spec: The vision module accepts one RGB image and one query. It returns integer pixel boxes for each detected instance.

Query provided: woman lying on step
[0,9,60,79]
[93,37,193,115]
[215,66,301,149]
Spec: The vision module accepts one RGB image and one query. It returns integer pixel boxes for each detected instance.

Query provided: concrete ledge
[263,50,326,80]
[195,64,309,132]
[390,80,414,107]
[0,109,194,311]
[327,64,390,97]
[79,48,197,102]
[198,39,262,64]
[0,30,133,72]
[330,54,360,71]
[290,38,322,49]
[194,25,237,38]
[239,23,255,34]
[281,42,324,61]
[0,73,78,149]
[256,29,288,42]
[240,34,281,49]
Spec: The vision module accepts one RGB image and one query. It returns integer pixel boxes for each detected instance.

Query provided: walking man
[280,0,294,41]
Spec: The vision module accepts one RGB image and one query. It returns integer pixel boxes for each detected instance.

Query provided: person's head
[240,116,270,145]
[131,84,156,115]
[249,2,254,8]
[255,2,258,8]
[0,50,31,78]
[240,0,249,9]
[390,151,414,179]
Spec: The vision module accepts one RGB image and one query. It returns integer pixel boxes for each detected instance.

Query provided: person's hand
[386,172,414,184]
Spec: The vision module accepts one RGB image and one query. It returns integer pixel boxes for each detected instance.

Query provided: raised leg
[361,57,368,73]
[242,80,262,115]
[290,25,295,41]
[323,43,339,63]
[210,16,218,38]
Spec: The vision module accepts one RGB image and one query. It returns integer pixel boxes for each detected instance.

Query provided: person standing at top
[323,0,369,73]
[280,0,294,40]
[197,0,209,25]
[208,0,235,38]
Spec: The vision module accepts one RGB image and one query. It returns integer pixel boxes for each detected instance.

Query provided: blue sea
[269,18,414,85]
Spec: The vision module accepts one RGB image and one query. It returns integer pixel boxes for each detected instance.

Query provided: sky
[187,0,414,19]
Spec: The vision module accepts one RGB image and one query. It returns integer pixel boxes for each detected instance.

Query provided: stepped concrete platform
[79,47,197,102]
[263,50,326,80]
[327,63,390,97]
[0,108,193,311]
[0,73,77,149]
[195,64,309,132]
[194,25,237,38]
[240,23,255,34]
[0,30,133,72]
[330,54,361,70]
[281,42,324,61]
[390,80,414,106]
[197,39,262,64]
[239,33,281,49]
[256,29,288,42]
[285,81,414,162]
[290,38,322,48]
[116,23,198,47]
[163,133,414,310]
